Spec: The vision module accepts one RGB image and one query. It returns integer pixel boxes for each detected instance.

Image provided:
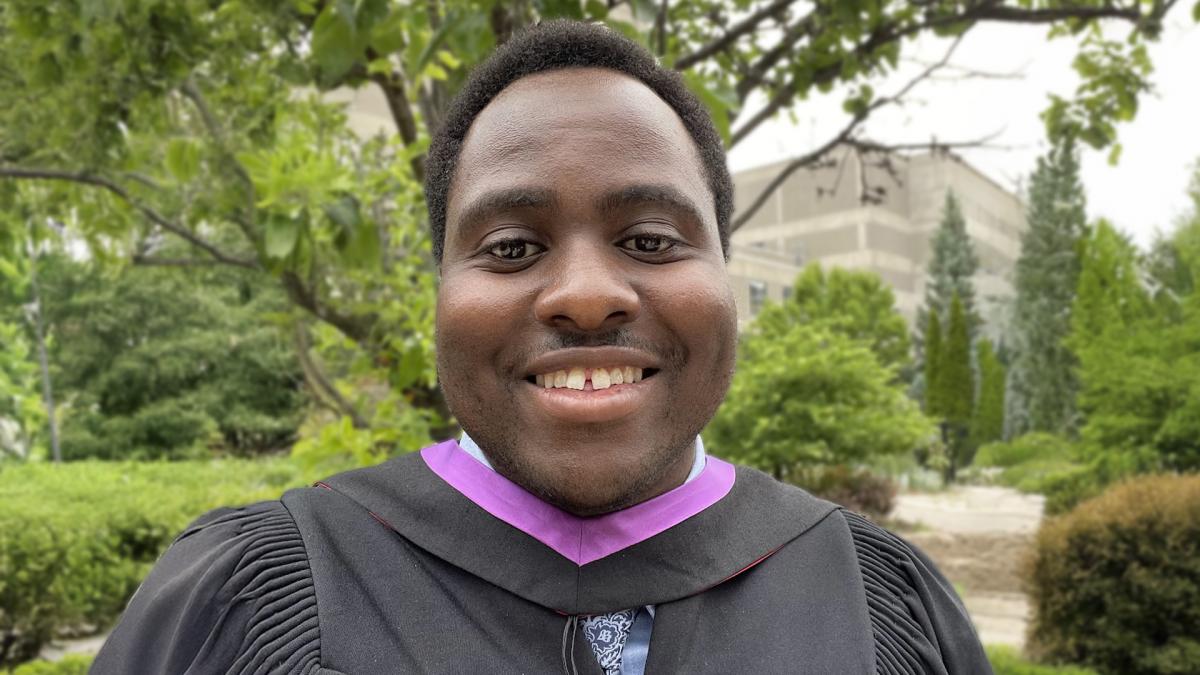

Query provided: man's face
[436,67,737,516]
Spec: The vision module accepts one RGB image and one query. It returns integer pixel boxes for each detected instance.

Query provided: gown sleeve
[843,510,994,675]
[90,501,322,675]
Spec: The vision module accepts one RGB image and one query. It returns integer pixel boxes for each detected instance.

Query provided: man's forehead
[448,67,710,217]
[460,67,695,161]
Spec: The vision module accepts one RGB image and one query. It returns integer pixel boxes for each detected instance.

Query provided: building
[727,146,1026,336]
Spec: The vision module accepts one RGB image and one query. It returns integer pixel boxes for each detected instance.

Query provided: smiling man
[93,21,991,675]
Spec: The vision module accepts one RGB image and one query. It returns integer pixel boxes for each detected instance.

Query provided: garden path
[893,486,1045,649]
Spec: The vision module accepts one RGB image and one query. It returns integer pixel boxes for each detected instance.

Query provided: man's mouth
[527,367,659,390]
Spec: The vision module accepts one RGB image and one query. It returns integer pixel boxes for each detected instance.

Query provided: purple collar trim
[421,440,736,566]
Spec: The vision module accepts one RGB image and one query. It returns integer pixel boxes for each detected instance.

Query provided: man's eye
[621,235,675,254]
[488,240,544,260]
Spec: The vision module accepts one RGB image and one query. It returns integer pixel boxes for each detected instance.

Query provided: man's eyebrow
[594,184,707,226]
[454,187,559,233]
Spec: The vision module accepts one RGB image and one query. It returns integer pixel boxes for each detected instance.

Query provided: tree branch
[730,36,966,231]
[368,60,426,181]
[726,0,1160,147]
[733,10,820,102]
[655,0,670,56]
[674,0,799,70]
[131,255,234,267]
[293,322,370,429]
[180,77,260,243]
[731,115,864,232]
[280,270,378,347]
[0,166,259,269]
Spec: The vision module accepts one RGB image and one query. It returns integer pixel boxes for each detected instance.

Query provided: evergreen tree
[971,339,1006,448]
[923,311,943,416]
[1007,140,1088,437]
[917,191,981,348]
[938,292,975,481]
[941,294,975,425]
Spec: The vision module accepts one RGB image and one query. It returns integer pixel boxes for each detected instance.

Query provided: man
[93,21,991,675]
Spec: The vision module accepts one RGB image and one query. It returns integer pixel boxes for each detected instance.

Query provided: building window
[749,281,768,316]
[781,286,792,302]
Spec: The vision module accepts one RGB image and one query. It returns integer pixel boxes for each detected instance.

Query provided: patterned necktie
[581,609,636,674]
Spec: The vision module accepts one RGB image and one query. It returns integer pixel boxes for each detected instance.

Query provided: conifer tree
[1007,140,1088,437]
[917,191,981,346]
[971,339,1006,448]
[938,292,975,481]
[923,310,943,416]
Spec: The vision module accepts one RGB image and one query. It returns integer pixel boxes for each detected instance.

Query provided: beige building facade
[727,146,1026,336]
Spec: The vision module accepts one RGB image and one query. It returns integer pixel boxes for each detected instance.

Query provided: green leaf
[585,0,608,19]
[423,63,448,81]
[0,257,21,281]
[436,50,461,70]
[1193,1,1200,22]
[323,195,361,231]
[536,0,585,19]
[367,58,393,75]
[312,6,359,84]
[682,71,732,146]
[265,213,301,259]
[1107,143,1122,166]
[368,12,407,55]
[164,138,200,183]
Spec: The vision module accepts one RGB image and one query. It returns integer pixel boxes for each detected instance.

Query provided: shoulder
[92,501,323,675]
[840,509,994,675]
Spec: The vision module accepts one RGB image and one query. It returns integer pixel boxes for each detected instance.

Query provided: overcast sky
[727,16,1200,250]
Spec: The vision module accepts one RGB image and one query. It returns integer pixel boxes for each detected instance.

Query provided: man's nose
[533,246,640,332]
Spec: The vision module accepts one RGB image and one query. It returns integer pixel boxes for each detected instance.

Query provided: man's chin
[490,449,685,517]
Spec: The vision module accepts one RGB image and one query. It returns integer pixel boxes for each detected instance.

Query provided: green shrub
[1028,474,1200,675]
[9,655,93,675]
[0,459,306,667]
[791,464,897,519]
[986,646,1095,675]
[976,433,1076,469]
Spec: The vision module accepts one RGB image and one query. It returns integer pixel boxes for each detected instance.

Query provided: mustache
[518,329,686,369]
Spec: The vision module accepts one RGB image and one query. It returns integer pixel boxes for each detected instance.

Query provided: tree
[920,191,980,335]
[0,0,1193,452]
[970,339,1006,449]
[1007,139,1088,437]
[754,264,909,370]
[923,310,944,416]
[0,196,61,461]
[36,254,307,460]
[1070,220,1151,340]
[1070,210,1200,472]
[936,292,975,481]
[705,324,932,481]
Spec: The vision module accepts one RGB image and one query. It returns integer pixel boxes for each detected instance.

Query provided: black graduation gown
[91,448,993,674]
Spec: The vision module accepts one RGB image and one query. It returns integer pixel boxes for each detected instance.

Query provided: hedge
[0,459,307,667]
[8,655,92,675]
[1027,474,1200,674]
[986,646,1096,675]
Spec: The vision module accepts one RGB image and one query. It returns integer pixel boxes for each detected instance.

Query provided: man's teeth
[536,367,644,390]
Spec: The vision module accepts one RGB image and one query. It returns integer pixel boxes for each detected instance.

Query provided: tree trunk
[26,239,60,463]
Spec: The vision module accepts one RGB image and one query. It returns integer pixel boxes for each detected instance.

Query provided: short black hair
[424,20,733,261]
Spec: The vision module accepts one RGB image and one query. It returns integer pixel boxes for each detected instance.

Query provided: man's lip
[522,347,661,378]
